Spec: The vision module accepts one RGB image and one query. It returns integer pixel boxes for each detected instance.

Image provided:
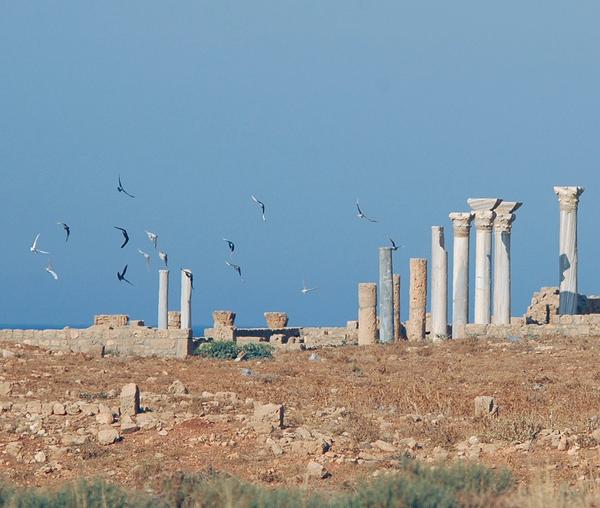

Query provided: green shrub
[239,343,273,360]
[194,341,238,360]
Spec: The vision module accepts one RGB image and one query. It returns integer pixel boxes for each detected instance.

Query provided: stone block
[213,310,236,327]
[168,311,181,329]
[251,403,284,433]
[474,396,498,418]
[264,312,289,329]
[120,383,140,416]
[94,314,129,327]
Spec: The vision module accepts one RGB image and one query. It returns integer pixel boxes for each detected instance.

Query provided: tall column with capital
[431,226,448,340]
[468,198,501,324]
[449,212,473,338]
[554,186,584,314]
[379,247,394,343]
[492,202,522,325]
[180,269,193,330]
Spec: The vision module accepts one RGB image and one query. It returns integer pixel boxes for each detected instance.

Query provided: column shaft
[158,270,169,330]
[358,283,377,345]
[180,269,192,330]
[431,227,448,340]
[379,247,394,343]
[407,258,427,341]
[393,274,401,341]
[449,213,473,338]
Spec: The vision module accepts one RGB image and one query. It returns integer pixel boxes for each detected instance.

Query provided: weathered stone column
[379,247,394,343]
[492,201,522,325]
[554,186,584,314]
[180,269,192,330]
[468,198,501,324]
[358,283,377,345]
[431,227,448,341]
[393,274,401,341]
[449,213,473,338]
[407,258,427,341]
[158,269,169,330]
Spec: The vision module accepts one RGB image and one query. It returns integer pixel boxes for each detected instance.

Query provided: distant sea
[0,324,209,337]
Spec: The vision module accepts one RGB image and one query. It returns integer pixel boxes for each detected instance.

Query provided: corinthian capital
[493,201,522,233]
[449,212,474,238]
[554,186,584,212]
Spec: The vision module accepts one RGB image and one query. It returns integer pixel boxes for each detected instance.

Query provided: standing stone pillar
[449,213,473,338]
[379,247,394,343]
[393,274,401,341]
[554,186,584,314]
[468,198,501,324]
[492,202,522,324]
[180,269,193,330]
[431,227,448,341]
[158,269,169,330]
[407,258,427,341]
[358,283,377,345]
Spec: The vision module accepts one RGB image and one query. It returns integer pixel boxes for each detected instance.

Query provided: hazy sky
[1,2,600,328]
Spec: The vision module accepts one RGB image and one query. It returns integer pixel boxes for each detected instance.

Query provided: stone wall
[0,326,192,358]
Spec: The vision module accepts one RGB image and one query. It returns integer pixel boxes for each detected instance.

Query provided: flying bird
[182,268,194,290]
[138,249,151,270]
[223,238,235,255]
[44,261,59,280]
[57,222,70,242]
[117,264,133,285]
[117,175,135,198]
[225,261,242,279]
[389,238,399,251]
[30,234,49,255]
[114,226,129,248]
[145,230,158,249]
[301,280,318,295]
[159,250,168,267]
[356,200,377,223]
[251,195,266,222]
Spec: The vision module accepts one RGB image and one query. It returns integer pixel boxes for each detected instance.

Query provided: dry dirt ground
[1,336,600,494]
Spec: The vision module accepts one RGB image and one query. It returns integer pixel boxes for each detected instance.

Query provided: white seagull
[30,234,50,255]
[356,199,377,223]
[44,261,59,280]
[251,195,267,222]
[225,261,243,280]
[145,230,158,249]
[301,280,318,295]
[138,249,151,270]
[159,250,168,267]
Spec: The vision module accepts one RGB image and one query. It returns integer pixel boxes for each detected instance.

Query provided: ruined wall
[0,326,192,358]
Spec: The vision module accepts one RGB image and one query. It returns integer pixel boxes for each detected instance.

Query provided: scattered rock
[168,380,188,396]
[251,403,284,434]
[6,441,23,457]
[474,396,499,418]
[373,440,397,453]
[306,461,330,479]
[96,412,114,425]
[136,413,157,430]
[120,383,140,416]
[120,415,139,434]
[34,451,47,463]
[97,427,120,445]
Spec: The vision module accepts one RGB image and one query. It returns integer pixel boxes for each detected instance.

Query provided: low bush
[239,343,273,360]
[193,341,273,361]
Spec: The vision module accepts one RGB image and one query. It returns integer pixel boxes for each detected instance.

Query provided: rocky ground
[1,336,600,494]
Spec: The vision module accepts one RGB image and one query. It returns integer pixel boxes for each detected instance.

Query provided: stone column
[449,213,473,338]
[358,283,377,345]
[468,198,501,324]
[431,227,448,341]
[492,201,522,325]
[393,274,401,341]
[180,269,192,330]
[158,269,169,330]
[407,258,427,341]
[379,247,394,343]
[554,186,584,314]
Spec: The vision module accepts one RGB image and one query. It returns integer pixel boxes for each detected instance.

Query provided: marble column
[431,226,448,341]
[180,269,193,330]
[158,269,169,330]
[492,202,522,325]
[358,283,377,345]
[554,186,584,315]
[468,198,501,324]
[449,212,474,338]
[393,274,401,341]
[379,247,394,343]
[407,258,427,341]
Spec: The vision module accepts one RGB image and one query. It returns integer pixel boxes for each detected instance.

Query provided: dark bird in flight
[182,268,194,290]
[223,238,235,255]
[251,195,266,222]
[57,222,70,242]
[114,226,129,248]
[356,200,377,223]
[225,261,242,279]
[389,238,398,251]
[117,175,135,198]
[117,264,133,285]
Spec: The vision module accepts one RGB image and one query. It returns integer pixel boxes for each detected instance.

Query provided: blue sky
[1,2,599,328]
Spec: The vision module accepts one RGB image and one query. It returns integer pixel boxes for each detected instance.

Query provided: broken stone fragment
[97,427,120,445]
[306,461,330,479]
[474,396,499,418]
[168,380,189,396]
[120,383,140,416]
